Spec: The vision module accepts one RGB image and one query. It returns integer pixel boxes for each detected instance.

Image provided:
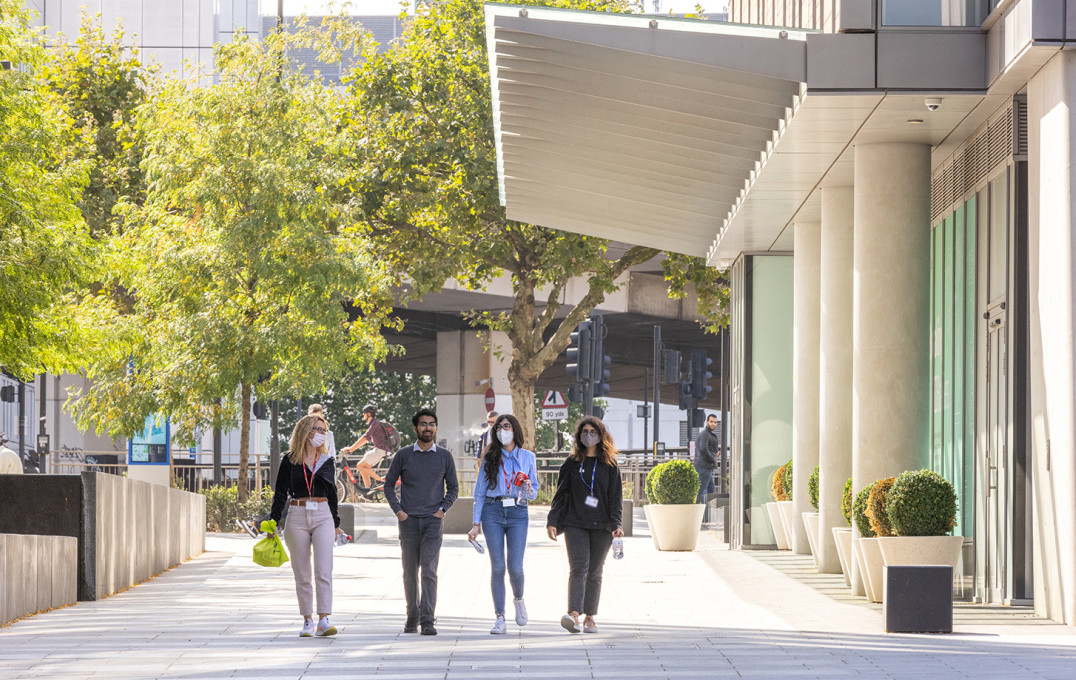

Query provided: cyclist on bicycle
[340,404,391,498]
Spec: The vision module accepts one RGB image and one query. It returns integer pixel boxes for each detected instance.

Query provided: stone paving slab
[3,505,1076,679]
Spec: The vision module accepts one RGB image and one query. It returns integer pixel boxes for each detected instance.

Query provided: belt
[290,497,328,506]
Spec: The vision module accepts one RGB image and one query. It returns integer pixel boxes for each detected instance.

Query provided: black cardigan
[270,456,340,528]
[547,455,623,533]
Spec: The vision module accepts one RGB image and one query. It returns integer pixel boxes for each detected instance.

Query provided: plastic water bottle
[612,537,624,560]
[469,537,486,554]
[334,533,351,547]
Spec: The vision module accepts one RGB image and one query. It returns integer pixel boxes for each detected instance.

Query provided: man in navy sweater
[383,407,459,636]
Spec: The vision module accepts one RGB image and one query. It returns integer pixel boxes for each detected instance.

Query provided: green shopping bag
[253,519,289,568]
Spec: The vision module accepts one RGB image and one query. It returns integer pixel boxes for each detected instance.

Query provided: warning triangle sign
[542,390,567,409]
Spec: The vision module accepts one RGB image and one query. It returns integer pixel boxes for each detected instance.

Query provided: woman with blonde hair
[269,412,346,637]
[546,416,623,634]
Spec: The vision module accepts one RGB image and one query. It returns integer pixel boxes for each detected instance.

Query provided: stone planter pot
[859,537,885,603]
[644,504,705,551]
[776,501,795,549]
[765,502,789,549]
[877,535,963,570]
[802,512,820,559]
[832,527,853,587]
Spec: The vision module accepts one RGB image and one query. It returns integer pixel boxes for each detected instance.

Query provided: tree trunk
[238,382,251,503]
[509,368,538,450]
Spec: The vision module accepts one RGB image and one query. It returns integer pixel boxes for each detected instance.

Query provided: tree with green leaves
[0,1,95,379]
[71,26,396,501]
[347,0,727,444]
[43,14,148,240]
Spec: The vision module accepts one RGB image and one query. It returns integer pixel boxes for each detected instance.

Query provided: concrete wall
[0,533,77,625]
[0,472,205,602]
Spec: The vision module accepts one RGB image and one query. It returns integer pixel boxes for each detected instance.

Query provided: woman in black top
[546,416,623,634]
[269,413,346,637]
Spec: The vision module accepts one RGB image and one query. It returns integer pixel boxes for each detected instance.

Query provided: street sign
[484,387,496,412]
[541,390,568,421]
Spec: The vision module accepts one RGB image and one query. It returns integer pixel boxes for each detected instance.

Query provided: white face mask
[497,429,514,446]
[581,431,600,447]
[310,432,326,448]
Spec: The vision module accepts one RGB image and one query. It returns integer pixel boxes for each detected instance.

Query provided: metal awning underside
[486,4,808,259]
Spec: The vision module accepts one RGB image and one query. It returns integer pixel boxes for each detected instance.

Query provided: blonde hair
[288,414,328,464]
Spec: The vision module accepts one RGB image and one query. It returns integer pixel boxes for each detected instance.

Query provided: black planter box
[883,565,953,633]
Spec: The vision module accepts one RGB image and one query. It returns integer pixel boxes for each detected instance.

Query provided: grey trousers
[563,526,613,616]
[399,515,443,625]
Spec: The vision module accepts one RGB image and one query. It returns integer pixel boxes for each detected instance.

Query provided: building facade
[485,0,1076,624]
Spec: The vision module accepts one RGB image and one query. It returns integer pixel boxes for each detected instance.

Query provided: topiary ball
[853,482,876,538]
[645,463,662,504]
[650,459,700,505]
[782,459,793,501]
[866,477,895,537]
[771,464,788,501]
[841,477,853,526]
[808,465,819,510]
[886,468,958,536]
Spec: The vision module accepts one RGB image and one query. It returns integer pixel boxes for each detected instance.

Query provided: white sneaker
[514,598,528,626]
[315,617,337,637]
[299,619,315,637]
[490,615,506,635]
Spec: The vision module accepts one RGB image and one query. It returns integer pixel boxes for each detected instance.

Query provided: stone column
[1028,50,1076,625]
[436,329,511,488]
[852,143,932,592]
[792,221,821,554]
[818,186,853,574]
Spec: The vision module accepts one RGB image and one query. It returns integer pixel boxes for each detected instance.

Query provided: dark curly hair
[482,413,524,490]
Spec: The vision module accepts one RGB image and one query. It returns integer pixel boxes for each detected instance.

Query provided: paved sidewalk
[3,506,1076,679]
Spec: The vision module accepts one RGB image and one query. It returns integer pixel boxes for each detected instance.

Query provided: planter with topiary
[877,469,962,571]
[764,462,791,549]
[853,481,884,603]
[801,465,821,560]
[776,459,796,550]
[831,477,854,587]
[643,459,704,551]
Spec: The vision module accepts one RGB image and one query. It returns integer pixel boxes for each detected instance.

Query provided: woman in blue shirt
[467,413,539,635]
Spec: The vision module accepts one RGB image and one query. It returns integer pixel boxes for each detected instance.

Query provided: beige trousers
[283,501,334,617]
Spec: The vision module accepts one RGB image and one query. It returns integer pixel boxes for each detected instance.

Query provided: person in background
[307,404,337,459]
[476,410,498,462]
[694,413,720,516]
[340,404,390,495]
[383,408,459,636]
[467,413,538,635]
[268,413,346,637]
[546,416,623,634]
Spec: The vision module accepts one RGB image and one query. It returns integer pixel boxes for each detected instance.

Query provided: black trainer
[403,618,418,634]
[420,623,437,636]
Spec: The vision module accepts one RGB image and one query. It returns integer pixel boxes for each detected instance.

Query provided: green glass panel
[953,204,966,533]
[963,195,978,536]
[932,220,946,467]
[943,214,955,483]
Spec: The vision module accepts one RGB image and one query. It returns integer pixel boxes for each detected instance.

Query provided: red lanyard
[501,450,516,491]
[302,453,319,498]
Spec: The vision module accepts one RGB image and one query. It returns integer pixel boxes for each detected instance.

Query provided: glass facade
[930,196,977,538]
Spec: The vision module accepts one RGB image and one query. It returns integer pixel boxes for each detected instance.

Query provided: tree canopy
[71,26,397,499]
[0,1,95,379]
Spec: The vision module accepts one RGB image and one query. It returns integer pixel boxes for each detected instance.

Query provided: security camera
[925,98,942,112]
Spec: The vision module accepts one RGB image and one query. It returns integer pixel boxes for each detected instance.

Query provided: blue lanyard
[579,458,597,495]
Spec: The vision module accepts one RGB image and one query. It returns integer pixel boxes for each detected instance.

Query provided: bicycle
[336,451,397,503]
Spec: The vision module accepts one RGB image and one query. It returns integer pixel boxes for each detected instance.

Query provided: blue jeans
[481,500,529,616]
[696,466,716,504]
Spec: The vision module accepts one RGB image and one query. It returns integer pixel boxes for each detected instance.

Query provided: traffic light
[567,384,584,403]
[566,320,592,384]
[678,357,694,411]
[691,349,714,400]
[0,385,13,402]
[590,313,611,398]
